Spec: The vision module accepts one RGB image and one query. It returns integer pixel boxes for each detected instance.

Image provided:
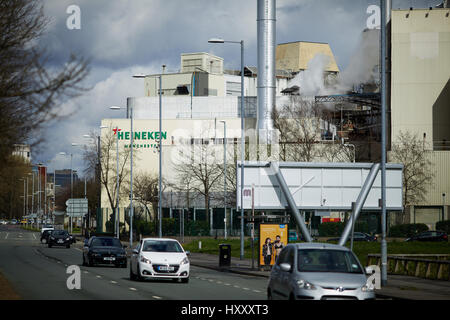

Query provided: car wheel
[267,289,273,300]
[41,239,46,244]
[181,277,189,284]
[130,266,135,280]
[88,257,94,267]
[136,264,143,281]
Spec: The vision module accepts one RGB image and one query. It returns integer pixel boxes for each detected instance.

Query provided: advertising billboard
[259,224,288,267]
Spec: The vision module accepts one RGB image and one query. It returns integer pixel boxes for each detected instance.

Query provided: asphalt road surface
[0,225,267,300]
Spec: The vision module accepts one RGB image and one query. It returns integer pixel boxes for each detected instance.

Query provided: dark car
[327,232,377,243]
[40,230,52,244]
[82,236,127,268]
[48,230,72,248]
[406,231,448,242]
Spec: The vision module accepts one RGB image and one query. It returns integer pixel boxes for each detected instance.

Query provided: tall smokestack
[257,0,276,137]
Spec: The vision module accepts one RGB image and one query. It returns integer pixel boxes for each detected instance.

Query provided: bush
[436,220,450,234]
[388,223,429,237]
[318,222,345,237]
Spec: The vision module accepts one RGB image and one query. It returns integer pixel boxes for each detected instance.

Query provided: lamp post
[209,38,245,259]
[19,178,25,217]
[220,120,227,240]
[133,71,163,239]
[59,151,74,233]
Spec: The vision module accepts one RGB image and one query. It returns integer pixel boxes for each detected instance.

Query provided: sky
[34,0,440,175]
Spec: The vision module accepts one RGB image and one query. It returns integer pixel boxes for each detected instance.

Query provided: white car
[41,225,54,235]
[130,238,190,283]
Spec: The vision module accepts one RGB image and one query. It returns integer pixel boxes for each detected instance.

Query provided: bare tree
[0,0,90,162]
[173,127,224,226]
[389,131,434,216]
[83,126,133,229]
[272,96,351,162]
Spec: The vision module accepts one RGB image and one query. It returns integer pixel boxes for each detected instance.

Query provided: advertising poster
[259,224,288,267]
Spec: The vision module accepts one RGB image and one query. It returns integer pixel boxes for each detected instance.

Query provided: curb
[190,262,270,278]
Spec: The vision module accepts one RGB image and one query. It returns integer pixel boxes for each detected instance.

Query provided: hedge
[318,222,345,237]
[436,220,450,234]
[388,223,428,237]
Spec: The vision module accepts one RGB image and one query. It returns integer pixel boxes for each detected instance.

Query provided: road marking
[96,275,102,279]
[32,234,36,240]
[224,283,231,286]
[83,271,89,274]
[253,290,262,293]
[5,233,8,240]
[152,296,162,299]
[243,287,250,291]
[233,285,240,288]
[110,281,117,284]
[129,287,137,291]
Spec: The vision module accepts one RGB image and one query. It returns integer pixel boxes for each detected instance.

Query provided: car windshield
[297,249,363,274]
[52,230,68,236]
[142,240,183,253]
[91,238,122,247]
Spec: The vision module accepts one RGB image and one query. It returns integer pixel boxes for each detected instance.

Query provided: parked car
[267,243,375,300]
[48,230,72,248]
[130,238,190,283]
[41,225,54,235]
[40,230,52,244]
[405,231,448,242]
[327,232,377,243]
[82,236,127,268]
[10,219,18,225]
[0,219,7,225]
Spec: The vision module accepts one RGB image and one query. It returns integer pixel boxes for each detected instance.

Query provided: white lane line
[129,287,137,291]
[243,287,250,291]
[253,290,262,293]
[152,296,162,300]
[224,283,231,286]
[233,285,240,288]
[110,281,117,284]
[83,271,89,274]
[5,233,8,240]
[32,234,36,240]
[96,275,102,279]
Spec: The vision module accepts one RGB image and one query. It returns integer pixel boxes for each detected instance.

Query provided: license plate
[158,266,174,271]
[57,240,63,243]
[104,257,115,261]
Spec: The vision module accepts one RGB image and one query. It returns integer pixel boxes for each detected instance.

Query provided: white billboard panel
[237,162,403,211]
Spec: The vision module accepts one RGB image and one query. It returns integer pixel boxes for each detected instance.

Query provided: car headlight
[297,280,316,290]
[66,238,70,241]
[140,256,151,264]
[180,257,189,265]
[361,284,374,292]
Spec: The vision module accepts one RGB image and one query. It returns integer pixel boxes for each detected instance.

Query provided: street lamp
[209,37,245,259]
[133,71,164,239]
[220,121,227,240]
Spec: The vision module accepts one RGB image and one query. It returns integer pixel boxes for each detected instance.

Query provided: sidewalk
[189,252,450,300]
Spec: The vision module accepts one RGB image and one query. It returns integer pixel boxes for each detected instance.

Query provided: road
[0,225,267,300]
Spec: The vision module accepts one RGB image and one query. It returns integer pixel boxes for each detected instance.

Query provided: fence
[367,254,450,281]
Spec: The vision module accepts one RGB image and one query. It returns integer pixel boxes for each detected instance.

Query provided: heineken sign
[113,128,167,150]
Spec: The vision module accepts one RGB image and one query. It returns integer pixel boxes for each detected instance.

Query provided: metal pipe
[159,75,163,238]
[380,0,388,286]
[257,0,276,135]
[270,162,312,242]
[338,163,381,246]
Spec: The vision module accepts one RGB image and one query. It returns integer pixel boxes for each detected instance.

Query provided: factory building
[389,7,450,229]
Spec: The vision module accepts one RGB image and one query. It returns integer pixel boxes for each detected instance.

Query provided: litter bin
[219,244,231,268]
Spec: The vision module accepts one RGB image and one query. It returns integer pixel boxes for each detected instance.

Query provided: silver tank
[257,0,276,135]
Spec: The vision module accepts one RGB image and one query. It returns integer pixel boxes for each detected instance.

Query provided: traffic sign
[66,198,88,217]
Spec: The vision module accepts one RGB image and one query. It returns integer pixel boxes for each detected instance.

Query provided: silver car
[267,243,375,300]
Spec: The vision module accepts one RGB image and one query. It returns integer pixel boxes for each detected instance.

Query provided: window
[91,238,122,248]
[142,240,183,253]
[297,249,363,274]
